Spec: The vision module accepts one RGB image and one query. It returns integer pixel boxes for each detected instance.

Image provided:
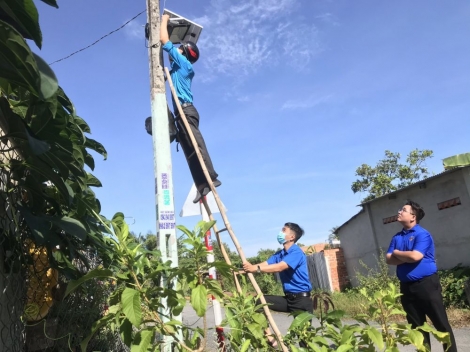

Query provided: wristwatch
[257,265,261,273]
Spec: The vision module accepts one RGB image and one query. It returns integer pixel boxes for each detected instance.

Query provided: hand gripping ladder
[165,67,288,351]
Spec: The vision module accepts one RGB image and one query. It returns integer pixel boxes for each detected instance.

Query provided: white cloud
[315,13,340,26]
[282,94,333,110]
[124,20,144,40]
[197,0,321,79]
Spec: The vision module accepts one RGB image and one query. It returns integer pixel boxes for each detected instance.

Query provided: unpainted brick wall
[323,248,350,291]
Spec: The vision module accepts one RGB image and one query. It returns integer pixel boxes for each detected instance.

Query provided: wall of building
[338,210,380,286]
[323,248,350,291]
[339,167,470,286]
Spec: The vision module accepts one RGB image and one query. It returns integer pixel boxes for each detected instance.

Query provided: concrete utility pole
[146,0,180,350]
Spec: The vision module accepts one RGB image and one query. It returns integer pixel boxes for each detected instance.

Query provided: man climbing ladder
[160,14,221,203]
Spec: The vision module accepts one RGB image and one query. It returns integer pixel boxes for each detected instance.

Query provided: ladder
[165,67,288,351]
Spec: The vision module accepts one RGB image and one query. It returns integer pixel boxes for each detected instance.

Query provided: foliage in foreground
[66,216,231,352]
[67,219,453,352]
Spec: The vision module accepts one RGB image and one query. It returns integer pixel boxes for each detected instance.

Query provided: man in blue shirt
[160,14,221,203]
[243,222,312,347]
[386,200,457,351]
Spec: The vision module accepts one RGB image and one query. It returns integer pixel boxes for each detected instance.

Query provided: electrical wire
[48,9,146,65]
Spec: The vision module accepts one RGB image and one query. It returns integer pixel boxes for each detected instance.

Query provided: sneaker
[212,179,222,188]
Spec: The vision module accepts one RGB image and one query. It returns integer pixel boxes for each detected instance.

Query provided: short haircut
[284,222,304,242]
[405,200,425,223]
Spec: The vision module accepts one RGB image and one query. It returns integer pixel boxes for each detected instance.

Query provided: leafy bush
[439,265,470,308]
[284,283,450,352]
[354,249,399,297]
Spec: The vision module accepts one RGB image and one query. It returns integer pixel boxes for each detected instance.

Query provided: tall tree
[352,149,433,202]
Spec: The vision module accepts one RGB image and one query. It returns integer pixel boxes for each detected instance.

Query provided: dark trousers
[176,105,218,190]
[258,295,313,347]
[400,273,457,352]
[261,295,313,314]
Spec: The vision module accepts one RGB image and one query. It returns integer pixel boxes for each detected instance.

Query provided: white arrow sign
[180,184,227,217]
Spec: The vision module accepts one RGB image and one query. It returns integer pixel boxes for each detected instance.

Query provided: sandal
[267,338,278,348]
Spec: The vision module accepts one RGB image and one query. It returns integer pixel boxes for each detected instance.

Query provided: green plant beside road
[66,216,231,352]
[439,265,470,309]
[284,284,450,352]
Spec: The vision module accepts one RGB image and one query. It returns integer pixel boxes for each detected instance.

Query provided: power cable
[48,9,146,65]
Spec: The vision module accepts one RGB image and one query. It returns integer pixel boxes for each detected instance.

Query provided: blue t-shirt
[162,41,194,109]
[267,244,312,293]
[387,224,437,282]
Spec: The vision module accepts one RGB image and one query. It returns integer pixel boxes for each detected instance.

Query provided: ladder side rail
[201,197,242,293]
[165,68,287,351]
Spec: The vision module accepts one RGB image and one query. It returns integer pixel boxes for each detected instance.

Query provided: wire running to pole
[48,10,146,65]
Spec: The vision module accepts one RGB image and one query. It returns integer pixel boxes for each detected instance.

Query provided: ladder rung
[216,228,227,234]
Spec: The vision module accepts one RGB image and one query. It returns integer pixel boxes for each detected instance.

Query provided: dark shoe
[202,186,210,197]
[193,190,202,203]
[193,187,210,203]
[212,179,222,188]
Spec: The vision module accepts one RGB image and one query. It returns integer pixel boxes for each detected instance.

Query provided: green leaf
[85,137,107,159]
[366,327,384,350]
[86,172,102,187]
[120,319,133,347]
[240,339,251,352]
[40,0,59,8]
[25,127,51,155]
[32,53,58,99]
[336,344,354,352]
[191,285,207,317]
[122,287,142,327]
[0,20,40,95]
[130,330,154,352]
[407,329,424,348]
[289,311,315,330]
[64,268,114,297]
[49,216,87,241]
[0,0,42,47]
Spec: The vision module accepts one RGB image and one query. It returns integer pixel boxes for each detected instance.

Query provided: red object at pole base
[216,327,225,352]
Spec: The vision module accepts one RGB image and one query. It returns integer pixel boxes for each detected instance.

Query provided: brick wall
[323,248,350,292]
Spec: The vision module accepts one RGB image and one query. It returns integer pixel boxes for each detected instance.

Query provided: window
[437,197,461,210]
[383,215,398,224]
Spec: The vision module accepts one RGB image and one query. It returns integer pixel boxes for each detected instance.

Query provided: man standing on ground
[386,200,457,351]
[160,14,221,203]
[243,222,312,347]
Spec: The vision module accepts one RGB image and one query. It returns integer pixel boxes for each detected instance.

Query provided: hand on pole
[242,261,256,273]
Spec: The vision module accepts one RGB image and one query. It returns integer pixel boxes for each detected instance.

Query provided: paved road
[182,302,470,351]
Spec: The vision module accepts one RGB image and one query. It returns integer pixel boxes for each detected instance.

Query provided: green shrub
[354,249,399,297]
[439,265,470,308]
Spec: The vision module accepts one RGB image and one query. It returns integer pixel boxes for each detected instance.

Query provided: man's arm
[386,236,405,265]
[386,253,405,265]
[242,261,288,274]
[392,249,423,263]
[160,14,170,44]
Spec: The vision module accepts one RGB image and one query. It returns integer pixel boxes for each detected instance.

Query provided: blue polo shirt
[387,224,437,282]
[162,41,194,109]
[267,244,312,293]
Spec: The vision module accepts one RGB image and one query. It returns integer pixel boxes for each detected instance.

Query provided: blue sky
[35,0,469,257]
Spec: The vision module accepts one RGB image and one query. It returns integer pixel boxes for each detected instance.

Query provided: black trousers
[258,295,313,347]
[175,105,218,190]
[400,273,457,352]
[261,295,313,314]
